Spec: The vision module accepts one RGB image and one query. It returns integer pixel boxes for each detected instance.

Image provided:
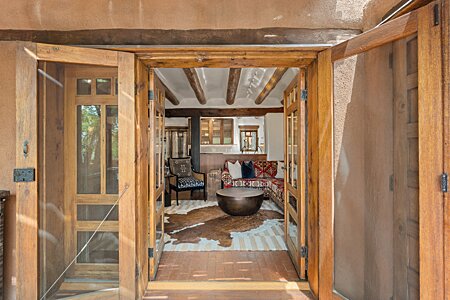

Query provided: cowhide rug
[163,200,286,251]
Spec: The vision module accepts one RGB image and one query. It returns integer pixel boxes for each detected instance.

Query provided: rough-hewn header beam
[255,68,288,105]
[183,68,207,105]
[165,107,283,117]
[226,68,241,105]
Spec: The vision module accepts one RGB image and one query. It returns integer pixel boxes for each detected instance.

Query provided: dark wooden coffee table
[216,188,264,216]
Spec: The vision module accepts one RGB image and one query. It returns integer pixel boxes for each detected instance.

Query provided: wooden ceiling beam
[165,107,283,118]
[226,68,241,105]
[160,81,180,105]
[183,68,207,105]
[254,67,289,105]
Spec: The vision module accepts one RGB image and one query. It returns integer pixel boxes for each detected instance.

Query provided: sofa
[221,160,284,208]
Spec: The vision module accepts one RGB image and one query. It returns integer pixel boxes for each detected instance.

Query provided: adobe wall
[0,42,17,300]
[0,0,371,31]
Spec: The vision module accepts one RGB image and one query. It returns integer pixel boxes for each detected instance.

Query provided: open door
[283,68,307,279]
[316,2,444,299]
[15,43,142,299]
[148,69,166,279]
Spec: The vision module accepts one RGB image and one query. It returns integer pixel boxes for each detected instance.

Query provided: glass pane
[286,114,292,185]
[288,213,298,249]
[156,194,163,217]
[77,78,92,95]
[201,119,210,144]
[77,205,118,221]
[155,214,163,256]
[212,119,221,144]
[292,110,298,189]
[96,78,112,95]
[288,191,297,213]
[223,119,233,144]
[77,105,101,194]
[115,77,118,95]
[77,231,119,264]
[333,36,419,299]
[106,106,119,194]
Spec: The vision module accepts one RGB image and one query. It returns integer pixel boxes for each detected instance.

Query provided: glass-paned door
[68,66,120,279]
[283,69,307,279]
[148,69,166,279]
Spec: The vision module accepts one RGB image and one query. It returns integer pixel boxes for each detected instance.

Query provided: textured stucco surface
[0,42,17,300]
[0,0,372,31]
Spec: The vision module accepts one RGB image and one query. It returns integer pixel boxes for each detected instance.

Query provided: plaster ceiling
[157,68,298,108]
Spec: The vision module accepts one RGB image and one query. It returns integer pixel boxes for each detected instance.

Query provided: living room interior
[156,66,304,283]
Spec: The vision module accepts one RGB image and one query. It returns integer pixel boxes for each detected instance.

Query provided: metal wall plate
[13,168,35,182]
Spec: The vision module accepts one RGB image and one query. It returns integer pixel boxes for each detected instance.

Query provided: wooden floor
[156,251,299,281]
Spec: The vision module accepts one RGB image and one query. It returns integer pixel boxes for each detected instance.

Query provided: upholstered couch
[221,160,284,208]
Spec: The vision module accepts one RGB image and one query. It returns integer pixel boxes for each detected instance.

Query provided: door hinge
[441,173,448,193]
[433,4,439,26]
[148,90,154,101]
[301,90,308,101]
[13,168,35,182]
[135,264,140,279]
[389,52,393,69]
[300,245,308,258]
[148,247,154,258]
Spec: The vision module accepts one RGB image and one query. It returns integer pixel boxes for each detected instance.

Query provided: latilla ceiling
[157,68,298,108]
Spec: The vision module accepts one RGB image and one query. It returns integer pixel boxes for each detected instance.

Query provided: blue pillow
[241,161,255,178]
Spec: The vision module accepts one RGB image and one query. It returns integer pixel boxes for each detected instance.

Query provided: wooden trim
[317,48,334,299]
[117,51,137,300]
[183,68,207,105]
[306,59,319,297]
[135,59,150,299]
[382,0,433,23]
[331,10,418,61]
[226,68,242,105]
[37,43,118,66]
[255,68,288,104]
[443,0,450,297]
[417,3,444,299]
[16,42,39,300]
[166,107,283,117]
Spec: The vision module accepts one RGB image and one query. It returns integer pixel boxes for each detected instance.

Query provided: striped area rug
[163,200,287,251]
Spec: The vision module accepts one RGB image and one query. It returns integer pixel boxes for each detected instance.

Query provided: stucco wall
[0,42,17,300]
[0,0,372,31]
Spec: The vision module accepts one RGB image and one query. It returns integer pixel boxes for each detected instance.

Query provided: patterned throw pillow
[170,158,192,178]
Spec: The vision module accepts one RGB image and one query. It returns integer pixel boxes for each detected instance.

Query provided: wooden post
[118,51,137,300]
[15,42,39,300]
[191,116,201,172]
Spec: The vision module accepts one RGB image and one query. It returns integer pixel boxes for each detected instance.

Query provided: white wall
[165,117,189,127]
[264,113,284,161]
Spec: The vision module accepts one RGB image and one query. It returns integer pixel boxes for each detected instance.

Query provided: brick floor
[156,251,299,281]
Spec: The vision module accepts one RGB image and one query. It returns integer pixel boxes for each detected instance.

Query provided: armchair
[168,157,206,205]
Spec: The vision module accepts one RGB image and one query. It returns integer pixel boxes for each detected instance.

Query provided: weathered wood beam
[160,81,180,105]
[0,28,360,45]
[165,107,283,117]
[183,68,207,105]
[226,68,241,105]
[255,68,288,105]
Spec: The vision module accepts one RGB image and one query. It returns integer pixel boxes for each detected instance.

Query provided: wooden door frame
[317,1,445,298]
[15,43,138,299]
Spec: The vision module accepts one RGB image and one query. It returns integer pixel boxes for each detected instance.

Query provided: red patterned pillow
[253,161,266,177]
[265,161,278,178]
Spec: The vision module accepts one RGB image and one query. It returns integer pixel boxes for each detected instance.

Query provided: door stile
[16,42,39,300]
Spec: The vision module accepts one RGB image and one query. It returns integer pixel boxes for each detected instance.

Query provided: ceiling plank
[226,68,242,105]
[183,68,207,105]
[165,107,283,117]
[254,67,289,105]
[160,81,180,105]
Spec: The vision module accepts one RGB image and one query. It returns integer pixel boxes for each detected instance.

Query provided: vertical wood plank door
[148,69,166,279]
[283,68,307,279]
[393,35,420,300]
